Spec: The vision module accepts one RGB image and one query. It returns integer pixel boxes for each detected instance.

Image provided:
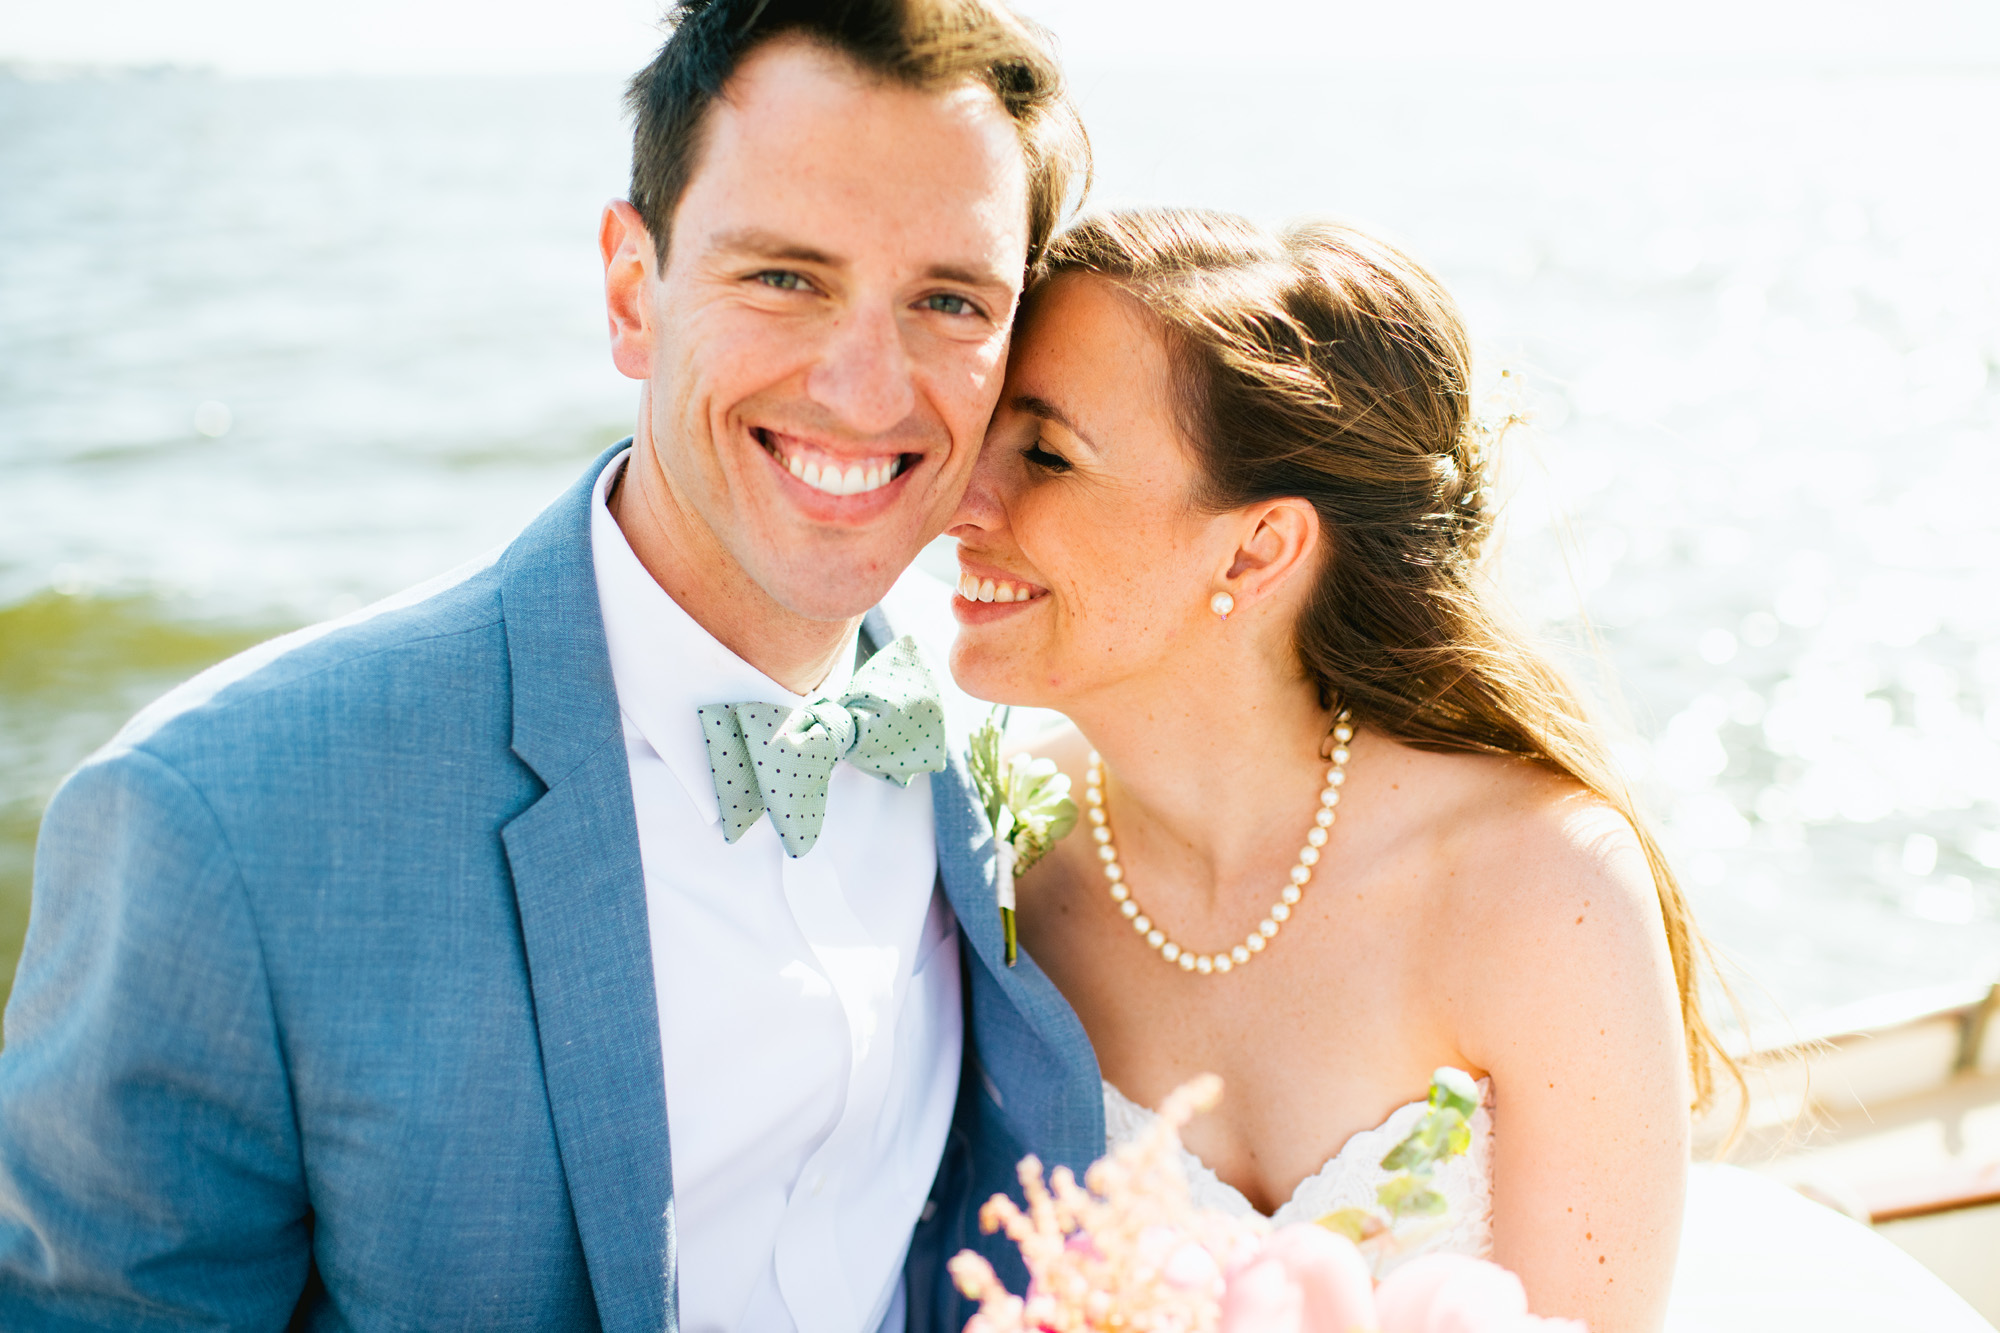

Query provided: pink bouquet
[948,1074,1584,1333]
[1228,1229,1587,1333]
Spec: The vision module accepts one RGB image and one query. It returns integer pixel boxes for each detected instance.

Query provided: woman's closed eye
[1024,441,1072,473]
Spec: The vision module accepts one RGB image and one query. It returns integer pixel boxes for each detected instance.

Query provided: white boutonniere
[967,708,1078,966]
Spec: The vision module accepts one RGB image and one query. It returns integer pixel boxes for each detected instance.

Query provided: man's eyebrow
[1013,394,1097,452]
[927,262,1014,293]
[707,227,842,267]
[708,230,1012,293]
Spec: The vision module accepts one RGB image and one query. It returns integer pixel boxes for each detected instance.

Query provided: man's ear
[1217,498,1320,610]
[601,200,655,382]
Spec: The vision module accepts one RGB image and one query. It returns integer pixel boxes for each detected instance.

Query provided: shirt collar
[589,448,860,826]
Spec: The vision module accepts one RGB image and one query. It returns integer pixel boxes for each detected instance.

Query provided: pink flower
[1222,1226,1379,1333]
[1217,1234,1589,1333]
[1373,1253,1587,1333]
[1163,1239,1224,1292]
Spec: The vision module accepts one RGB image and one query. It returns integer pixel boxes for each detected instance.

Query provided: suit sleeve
[0,746,310,1330]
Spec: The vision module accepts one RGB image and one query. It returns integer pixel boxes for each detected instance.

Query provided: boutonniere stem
[968,708,1077,967]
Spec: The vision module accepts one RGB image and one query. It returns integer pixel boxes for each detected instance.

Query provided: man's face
[617,38,1031,622]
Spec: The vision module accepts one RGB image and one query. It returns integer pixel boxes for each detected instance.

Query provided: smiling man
[603,19,1035,691]
[0,3,1090,1331]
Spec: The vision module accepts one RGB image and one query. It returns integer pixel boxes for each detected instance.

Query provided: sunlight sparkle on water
[2,64,1998,1028]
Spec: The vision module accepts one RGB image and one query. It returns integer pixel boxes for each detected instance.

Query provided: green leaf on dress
[1379,1107,1470,1173]
[1314,1207,1383,1242]
[1376,1175,1449,1219]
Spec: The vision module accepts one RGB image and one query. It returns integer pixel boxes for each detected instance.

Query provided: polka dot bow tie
[696,635,948,858]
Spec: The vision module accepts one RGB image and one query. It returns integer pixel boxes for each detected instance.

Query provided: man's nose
[804,303,917,436]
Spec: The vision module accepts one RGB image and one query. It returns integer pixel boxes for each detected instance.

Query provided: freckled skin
[949,277,1239,708]
[947,274,1691,1332]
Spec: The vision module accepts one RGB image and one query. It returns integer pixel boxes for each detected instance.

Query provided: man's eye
[755,271,810,292]
[921,293,980,317]
[1024,442,1071,473]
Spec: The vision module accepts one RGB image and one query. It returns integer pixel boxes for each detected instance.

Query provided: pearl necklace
[1085,709,1354,976]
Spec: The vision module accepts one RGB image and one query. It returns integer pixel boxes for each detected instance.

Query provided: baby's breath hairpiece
[967,708,1078,966]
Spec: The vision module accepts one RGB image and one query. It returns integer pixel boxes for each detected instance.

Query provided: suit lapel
[499,444,675,1333]
[929,729,1106,1175]
[928,752,1010,983]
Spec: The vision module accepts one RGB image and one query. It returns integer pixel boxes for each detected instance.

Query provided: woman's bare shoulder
[1391,744,1677,1058]
[1363,742,1662,979]
[1386,743,1653,918]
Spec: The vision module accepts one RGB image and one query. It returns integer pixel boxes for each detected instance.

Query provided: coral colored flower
[950,1075,1262,1332]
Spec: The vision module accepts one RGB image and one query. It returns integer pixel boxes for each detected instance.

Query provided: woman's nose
[947,430,1014,540]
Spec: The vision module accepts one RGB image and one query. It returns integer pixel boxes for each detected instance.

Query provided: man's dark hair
[625,0,1089,273]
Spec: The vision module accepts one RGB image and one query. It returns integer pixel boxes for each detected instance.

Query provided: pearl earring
[1210,591,1235,620]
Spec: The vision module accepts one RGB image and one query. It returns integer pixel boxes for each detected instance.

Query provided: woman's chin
[946,633,1048,711]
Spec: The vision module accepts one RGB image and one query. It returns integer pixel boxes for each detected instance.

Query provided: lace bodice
[1102,1077,1496,1267]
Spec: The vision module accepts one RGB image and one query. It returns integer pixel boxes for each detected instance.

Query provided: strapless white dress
[1102,1080,1996,1332]
[1101,1076,1496,1267]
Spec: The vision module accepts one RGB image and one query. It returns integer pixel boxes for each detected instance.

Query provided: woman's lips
[954,569,1048,605]
[951,562,1049,625]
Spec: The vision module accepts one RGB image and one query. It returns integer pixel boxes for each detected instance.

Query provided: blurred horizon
[6,0,2000,78]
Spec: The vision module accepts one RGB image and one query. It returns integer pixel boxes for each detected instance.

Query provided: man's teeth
[957,572,1041,604]
[783,450,903,497]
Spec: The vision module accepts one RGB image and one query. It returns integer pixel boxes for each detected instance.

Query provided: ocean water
[2,64,1997,1033]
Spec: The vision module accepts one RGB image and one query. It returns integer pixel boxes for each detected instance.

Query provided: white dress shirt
[588,451,963,1333]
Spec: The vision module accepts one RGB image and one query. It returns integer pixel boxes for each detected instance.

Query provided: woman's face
[948,273,1240,709]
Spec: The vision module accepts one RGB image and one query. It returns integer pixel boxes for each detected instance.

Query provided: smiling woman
[942,209,1736,1331]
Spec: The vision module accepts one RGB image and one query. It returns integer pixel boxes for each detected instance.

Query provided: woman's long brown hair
[1044,208,1740,1112]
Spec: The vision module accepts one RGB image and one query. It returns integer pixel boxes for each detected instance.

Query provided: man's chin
[776,589,897,624]
[759,552,914,624]
[744,507,945,618]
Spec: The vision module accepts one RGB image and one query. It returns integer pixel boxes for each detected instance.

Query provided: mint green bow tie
[697,635,947,858]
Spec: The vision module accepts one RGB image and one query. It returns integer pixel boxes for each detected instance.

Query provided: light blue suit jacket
[0,445,1103,1332]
